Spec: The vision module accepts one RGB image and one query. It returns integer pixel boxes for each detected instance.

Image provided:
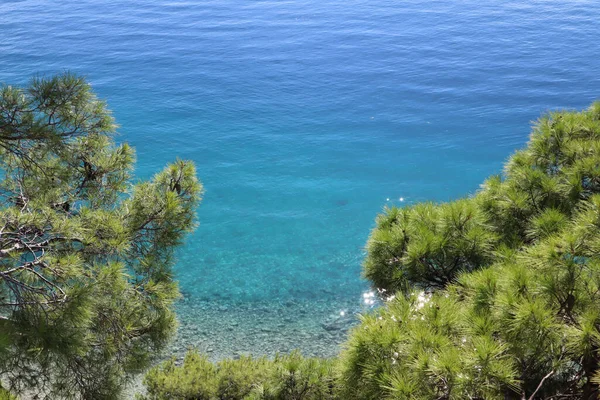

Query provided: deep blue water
[2,0,599,357]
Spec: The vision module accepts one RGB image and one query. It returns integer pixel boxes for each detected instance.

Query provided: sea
[1,0,599,359]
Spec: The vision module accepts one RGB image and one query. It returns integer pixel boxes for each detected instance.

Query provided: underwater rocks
[169,296,366,362]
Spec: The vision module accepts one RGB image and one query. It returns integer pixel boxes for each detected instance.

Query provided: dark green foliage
[364,198,497,293]
[339,290,518,399]
[341,198,600,398]
[0,74,202,399]
[365,102,600,291]
[340,103,600,399]
[478,102,600,245]
[141,350,338,400]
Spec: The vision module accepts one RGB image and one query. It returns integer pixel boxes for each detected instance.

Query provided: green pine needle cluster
[0,74,202,399]
[365,103,600,294]
[343,102,600,399]
[140,351,338,400]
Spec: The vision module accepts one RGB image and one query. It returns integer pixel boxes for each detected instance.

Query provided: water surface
[1,0,599,358]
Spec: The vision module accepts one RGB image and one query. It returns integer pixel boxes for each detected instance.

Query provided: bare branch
[529,370,555,400]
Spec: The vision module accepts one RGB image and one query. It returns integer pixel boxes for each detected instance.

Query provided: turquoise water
[1,0,600,358]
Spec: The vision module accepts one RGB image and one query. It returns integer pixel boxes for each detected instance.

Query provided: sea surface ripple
[1,0,599,358]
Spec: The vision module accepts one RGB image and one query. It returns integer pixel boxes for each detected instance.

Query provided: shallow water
[2,0,600,359]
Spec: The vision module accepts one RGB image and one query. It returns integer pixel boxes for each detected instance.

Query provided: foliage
[479,102,600,244]
[339,103,600,399]
[0,74,202,399]
[364,102,600,291]
[363,199,497,293]
[339,290,519,399]
[141,350,338,400]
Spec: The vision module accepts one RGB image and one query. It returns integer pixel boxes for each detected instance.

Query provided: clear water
[1,0,599,359]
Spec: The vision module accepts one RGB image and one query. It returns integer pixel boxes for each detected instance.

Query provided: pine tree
[0,74,202,399]
[341,102,600,399]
